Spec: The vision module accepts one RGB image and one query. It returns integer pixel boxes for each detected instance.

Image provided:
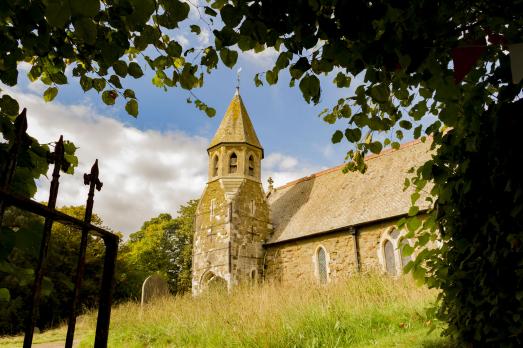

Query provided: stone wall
[264,220,400,284]
[192,180,230,294]
[229,179,272,286]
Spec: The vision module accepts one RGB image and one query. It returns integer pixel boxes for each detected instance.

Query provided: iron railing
[0,109,119,348]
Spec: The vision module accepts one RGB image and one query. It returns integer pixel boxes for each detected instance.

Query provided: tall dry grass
[73,273,444,347]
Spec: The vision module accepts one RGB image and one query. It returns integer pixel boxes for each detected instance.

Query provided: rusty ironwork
[23,136,66,348]
[66,160,103,348]
[0,109,27,227]
[0,109,119,348]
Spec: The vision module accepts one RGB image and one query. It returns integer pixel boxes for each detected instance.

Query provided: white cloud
[241,47,279,69]
[7,89,208,235]
[198,28,211,46]
[262,153,322,190]
[175,34,190,47]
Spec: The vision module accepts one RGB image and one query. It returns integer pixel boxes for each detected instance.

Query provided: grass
[1,273,450,347]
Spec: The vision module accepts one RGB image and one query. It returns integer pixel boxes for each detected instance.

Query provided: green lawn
[1,274,450,347]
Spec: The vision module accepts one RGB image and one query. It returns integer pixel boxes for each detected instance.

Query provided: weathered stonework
[264,220,401,284]
[192,90,430,294]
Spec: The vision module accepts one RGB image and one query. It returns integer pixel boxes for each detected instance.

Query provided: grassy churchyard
[0,273,450,347]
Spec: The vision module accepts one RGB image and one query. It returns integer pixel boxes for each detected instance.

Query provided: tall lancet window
[317,246,328,284]
[248,155,255,176]
[212,155,219,177]
[229,152,238,174]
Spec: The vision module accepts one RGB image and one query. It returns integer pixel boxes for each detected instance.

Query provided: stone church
[192,89,431,294]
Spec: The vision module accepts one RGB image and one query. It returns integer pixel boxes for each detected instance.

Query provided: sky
[4,47,364,236]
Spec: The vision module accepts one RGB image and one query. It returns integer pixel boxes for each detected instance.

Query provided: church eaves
[208,89,263,157]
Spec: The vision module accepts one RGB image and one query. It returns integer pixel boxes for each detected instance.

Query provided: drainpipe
[349,227,361,272]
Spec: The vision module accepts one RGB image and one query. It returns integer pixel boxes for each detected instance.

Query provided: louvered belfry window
[229,153,237,173]
[317,247,328,284]
[213,155,219,176]
[248,155,255,176]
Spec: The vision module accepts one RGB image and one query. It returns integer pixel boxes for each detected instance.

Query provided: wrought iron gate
[0,109,119,347]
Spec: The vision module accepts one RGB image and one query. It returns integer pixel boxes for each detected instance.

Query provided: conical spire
[208,89,263,156]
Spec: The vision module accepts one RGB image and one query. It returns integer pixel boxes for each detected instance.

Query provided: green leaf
[367,141,382,154]
[333,72,351,88]
[167,41,183,57]
[44,0,71,28]
[128,62,144,78]
[219,48,238,68]
[73,17,97,45]
[290,57,310,80]
[345,128,362,142]
[254,73,263,87]
[408,206,420,216]
[0,288,10,302]
[402,243,415,257]
[123,89,136,99]
[102,90,117,105]
[406,216,421,232]
[370,84,389,103]
[399,120,412,130]
[266,70,278,85]
[43,87,58,102]
[190,25,201,34]
[79,75,93,91]
[108,75,122,89]
[50,72,67,85]
[0,95,20,116]
[205,107,216,117]
[93,78,106,92]
[331,130,343,144]
[113,61,128,78]
[125,99,138,117]
[70,0,99,16]
[299,74,320,104]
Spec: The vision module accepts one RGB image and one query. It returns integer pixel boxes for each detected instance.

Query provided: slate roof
[266,139,433,244]
[208,89,263,155]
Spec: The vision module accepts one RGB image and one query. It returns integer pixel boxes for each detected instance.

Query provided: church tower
[192,89,272,294]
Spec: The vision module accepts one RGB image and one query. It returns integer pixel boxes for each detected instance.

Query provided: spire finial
[236,67,242,94]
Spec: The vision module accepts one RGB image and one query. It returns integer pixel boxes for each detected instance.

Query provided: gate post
[94,236,118,348]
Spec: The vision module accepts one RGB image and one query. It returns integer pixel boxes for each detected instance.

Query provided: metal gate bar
[0,109,119,348]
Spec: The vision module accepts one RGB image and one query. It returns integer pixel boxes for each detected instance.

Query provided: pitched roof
[266,139,433,244]
[208,89,263,154]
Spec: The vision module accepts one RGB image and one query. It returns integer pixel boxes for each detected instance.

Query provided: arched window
[212,155,219,176]
[248,155,255,176]
[229,152,237,174]
[383,240,396,275]
[379,228,412,276]
[317,246,328,284]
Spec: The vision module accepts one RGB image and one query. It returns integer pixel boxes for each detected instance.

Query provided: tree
[1,1,522,345]
[122,199,197,295]
[0,206,118,334]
